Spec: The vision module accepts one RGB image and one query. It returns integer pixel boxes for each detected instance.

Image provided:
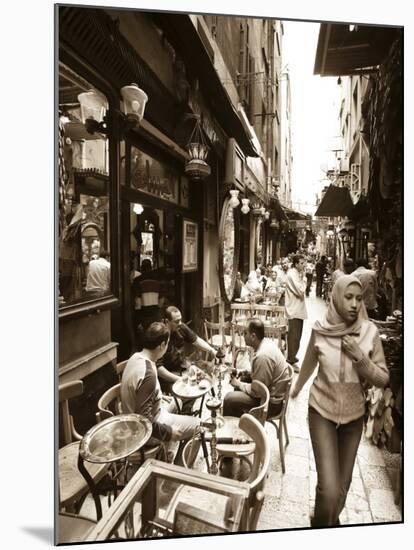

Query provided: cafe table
[172,369,214,417]
[78,413,153,520]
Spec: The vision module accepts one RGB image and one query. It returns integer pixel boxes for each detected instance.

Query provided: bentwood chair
[59,381,109,516]
[215,381,269,473]
[181,413,270,530]
[58,512,97,545]
[204,319,232,350]
[267,364,294,474]
[114,359,128,382]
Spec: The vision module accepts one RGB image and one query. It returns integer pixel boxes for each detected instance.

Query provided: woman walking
[291,275,389,527]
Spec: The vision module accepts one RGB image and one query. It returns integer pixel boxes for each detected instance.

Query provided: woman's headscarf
[313,274,368,336]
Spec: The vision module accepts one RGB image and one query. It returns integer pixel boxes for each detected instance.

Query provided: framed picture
[182,219,198,272]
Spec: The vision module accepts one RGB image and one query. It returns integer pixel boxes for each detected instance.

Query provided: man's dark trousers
[287,318,304,365]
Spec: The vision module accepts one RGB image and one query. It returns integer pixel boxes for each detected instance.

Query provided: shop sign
[182,219,198,272]
[131,146,179,204]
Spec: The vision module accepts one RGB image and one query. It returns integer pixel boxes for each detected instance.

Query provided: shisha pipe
[215,346,226,407]
[204,397,221,475]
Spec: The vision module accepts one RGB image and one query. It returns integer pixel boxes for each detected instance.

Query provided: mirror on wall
[218,196,240,303]
[58,62,112,308]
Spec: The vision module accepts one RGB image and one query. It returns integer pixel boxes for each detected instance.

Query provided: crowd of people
[115,249,388,528]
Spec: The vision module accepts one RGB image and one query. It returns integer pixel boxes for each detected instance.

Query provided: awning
[269,197,288,221]
[315,185,354,217]
[282,205,310,221]
[314,23,402,76]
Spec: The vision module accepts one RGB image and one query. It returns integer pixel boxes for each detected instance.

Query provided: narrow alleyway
[256,286,402,530]
[78,285,402,532]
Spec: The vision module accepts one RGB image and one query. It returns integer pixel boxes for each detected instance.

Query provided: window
[58,62,113,309]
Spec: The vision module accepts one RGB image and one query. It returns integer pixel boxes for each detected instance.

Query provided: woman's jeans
[308,407,364,527]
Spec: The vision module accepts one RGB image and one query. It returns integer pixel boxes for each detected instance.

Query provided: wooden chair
[263,324,287,355]
[251,303,287,326]
[114,359,128,381]
[58,512,96,544]
[214,381,269,470]
[181,413,269,531]
[239,413,271,530]
[230,303,252,324]
[204,319,232,350]
[59,381,108,516]
[267,364,294,474]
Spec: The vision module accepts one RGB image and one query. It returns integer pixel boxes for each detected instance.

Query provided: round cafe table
[78,414,152,519]
[172,374,213,417]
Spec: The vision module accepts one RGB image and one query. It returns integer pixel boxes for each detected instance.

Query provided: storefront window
[58,63,112,309]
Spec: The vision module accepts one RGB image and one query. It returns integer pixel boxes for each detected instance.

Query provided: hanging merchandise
[364,312,402,452]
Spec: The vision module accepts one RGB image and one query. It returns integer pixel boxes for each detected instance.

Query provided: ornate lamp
[78,83,148,136]
[270,218,279,229]
[77,89,108,132]
[229,189,240,208]
[184,115,211,181]
[241,198,250,214]
[120,83,148,124]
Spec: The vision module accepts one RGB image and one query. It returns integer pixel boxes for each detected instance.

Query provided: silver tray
[79,413,152,464]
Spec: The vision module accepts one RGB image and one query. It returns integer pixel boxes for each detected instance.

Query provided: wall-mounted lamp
[133,203,144,215]
[78,83,148,137]
[184,114,211,182]
[229,189,240,208]
[241,198,250,214]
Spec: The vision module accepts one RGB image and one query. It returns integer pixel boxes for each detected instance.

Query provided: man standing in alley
[285,255,307,373]
[315,255,327,297]
[352,257,378,318]
[305,257,315,297]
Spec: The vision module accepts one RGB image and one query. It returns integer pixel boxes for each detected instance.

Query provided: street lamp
[78,83,148,137]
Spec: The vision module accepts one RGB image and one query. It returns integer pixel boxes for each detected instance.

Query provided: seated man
[156,306,217,394]
[121,322,200,457]
[223,318,288,419]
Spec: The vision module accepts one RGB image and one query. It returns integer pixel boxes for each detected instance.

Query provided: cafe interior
[57,7,293,543]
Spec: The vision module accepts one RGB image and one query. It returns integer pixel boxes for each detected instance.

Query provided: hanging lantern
[229,189,240,208]
[184,116,211,181]
[264,210,270,220]
[270,218,279,228]
[241,198,250,214]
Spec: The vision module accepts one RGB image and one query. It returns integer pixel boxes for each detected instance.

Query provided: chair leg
[278,420,286,474]
[283,415,290,447]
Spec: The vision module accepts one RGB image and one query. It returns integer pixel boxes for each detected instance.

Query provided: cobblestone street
[257,287,402,530]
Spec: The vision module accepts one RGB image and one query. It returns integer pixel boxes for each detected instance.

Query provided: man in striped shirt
[121,322,200,444]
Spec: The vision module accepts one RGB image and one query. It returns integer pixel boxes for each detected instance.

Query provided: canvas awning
[282,205,310,221]
[314,23,401,76]
[314,185,354,217]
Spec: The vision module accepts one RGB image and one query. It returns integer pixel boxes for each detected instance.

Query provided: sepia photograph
[2,1,412,549]
[55,1,405,545]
